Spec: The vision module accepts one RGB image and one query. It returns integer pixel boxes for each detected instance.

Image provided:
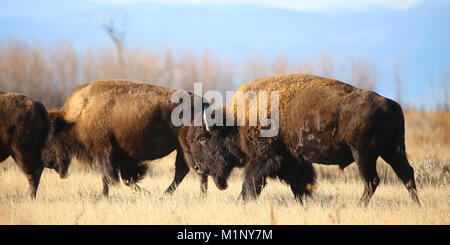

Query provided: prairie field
[0,110,448,225]
[1,0,449,228]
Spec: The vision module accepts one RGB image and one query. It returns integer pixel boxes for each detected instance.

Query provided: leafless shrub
[241,54,270,83]
[273,53,289,74]
[414,158,450,187]
[0,39,238,108]
[439,66,450,111]
[6,40,68,107]
[349,57,377,90]
[1,39,447,113]
[296,57,315,74]
[394,60,404,106]
[317,51,335,77]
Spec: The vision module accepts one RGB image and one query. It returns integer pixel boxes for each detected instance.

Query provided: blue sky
[0,0,449,108]
[90,0,423,11]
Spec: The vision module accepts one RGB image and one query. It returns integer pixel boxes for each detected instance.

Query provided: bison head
[41,111,73,178]
[41,144,60,173]
[182,110,243,190]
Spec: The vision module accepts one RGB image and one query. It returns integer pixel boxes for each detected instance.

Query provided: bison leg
[119,158,149,193]
[350,146,380,206]
[240,175,267,201]
[97,153,119,197]
[240,162,268,201]
[164,149,192,195]
[26,169,43,199]
[13,154,43,199]
[381,146,421,205]
[102,175,110,196]
[101,168,120,197]
[276,159,316,204]
[125,181,151,194]
[200,174,208,195]
[0,150,9,163]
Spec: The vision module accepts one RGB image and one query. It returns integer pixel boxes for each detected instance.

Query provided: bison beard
[186,126,238,190]
[182,73,421,206]
[185,119,317,202]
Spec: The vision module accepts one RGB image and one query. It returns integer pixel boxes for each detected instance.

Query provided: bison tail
[386,99,408,158]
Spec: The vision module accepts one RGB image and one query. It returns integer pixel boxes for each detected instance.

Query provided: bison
[0,92,55,198]
[41,80,207,196]
[181,73,420,205]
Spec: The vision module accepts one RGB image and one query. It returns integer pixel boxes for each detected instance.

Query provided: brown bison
[41,80,207,196]
[0,92,54,198]
[181,73,420,205]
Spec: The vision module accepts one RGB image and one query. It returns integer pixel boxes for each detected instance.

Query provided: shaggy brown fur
[41,80,207,196]
[182,73,420,205]
[228,73,341,126]
[0,92,52,198]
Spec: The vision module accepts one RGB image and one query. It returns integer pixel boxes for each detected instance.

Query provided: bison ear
[49,111,71,133]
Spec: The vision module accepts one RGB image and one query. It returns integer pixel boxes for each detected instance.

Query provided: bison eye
[194,165,203,174]
[193,164,208,175]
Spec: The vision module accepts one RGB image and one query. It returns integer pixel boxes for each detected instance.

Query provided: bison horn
[203,109,212,132]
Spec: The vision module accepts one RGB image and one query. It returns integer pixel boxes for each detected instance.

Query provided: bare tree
[350,57,377,91]
[440,65,450,111]
[162,47,176,88]
[177,50,199,90]
[103,18,126,69]
[273,53,289,74]
[318,51,335,77]
[49,41,79,107]
[394,61,404,105]
[221,59,235,92]
[296,57,315,74]
[241,54,269,82]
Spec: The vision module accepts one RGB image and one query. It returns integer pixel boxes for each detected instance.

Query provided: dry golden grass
[0,111,449,225]
[404,110,450,160]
